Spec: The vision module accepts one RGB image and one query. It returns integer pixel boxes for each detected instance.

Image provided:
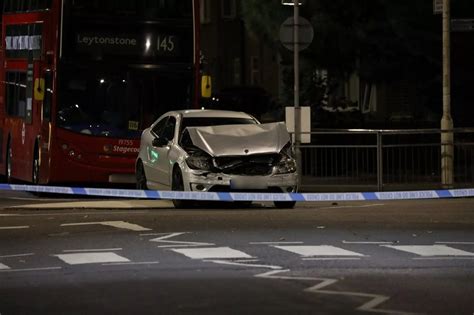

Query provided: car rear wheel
[136,161,148,190]
[273,201,296,209]
[172,168,192,208]
[32,148,40,185]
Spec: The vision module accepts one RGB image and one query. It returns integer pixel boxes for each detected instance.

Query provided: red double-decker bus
[0,0,200,185]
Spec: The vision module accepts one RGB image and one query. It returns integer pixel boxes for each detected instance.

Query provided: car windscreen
[180,117,257,131]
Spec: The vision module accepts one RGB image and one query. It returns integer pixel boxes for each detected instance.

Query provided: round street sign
[279,16,314,51]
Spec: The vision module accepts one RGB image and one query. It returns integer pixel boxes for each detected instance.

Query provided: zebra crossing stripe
[273,245,365,257]
[54,252,130,265]
[0,262,11,270]
[171,247,253,259]
[381,245,474,257]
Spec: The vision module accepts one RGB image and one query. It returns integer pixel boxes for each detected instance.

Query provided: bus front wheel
[6,143,13,183]
[32,147,40,185]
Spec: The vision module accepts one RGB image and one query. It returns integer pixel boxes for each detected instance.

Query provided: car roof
[170,109,254,119]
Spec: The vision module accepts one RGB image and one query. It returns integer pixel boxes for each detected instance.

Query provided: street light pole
[441,0,454,187]
[293,0,302,189]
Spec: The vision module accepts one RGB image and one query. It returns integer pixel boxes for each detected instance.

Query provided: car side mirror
[152,137,168,147]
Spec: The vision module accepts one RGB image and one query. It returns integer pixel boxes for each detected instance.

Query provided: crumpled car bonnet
[186,122,290,157]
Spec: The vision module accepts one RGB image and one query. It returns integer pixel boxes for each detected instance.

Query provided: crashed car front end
[178,122,298,193]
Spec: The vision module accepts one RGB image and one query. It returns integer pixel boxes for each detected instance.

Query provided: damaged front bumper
[183,168,298,193]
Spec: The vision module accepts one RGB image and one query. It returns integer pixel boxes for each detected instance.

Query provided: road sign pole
[293,0,302,189]
[441,0,454,188]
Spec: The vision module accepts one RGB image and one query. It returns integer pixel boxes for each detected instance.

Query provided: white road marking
[102,261,159,266]
[171,247,253,259]
[382,245,474,256]
[256,270,419,315]
[0,267,62,273]
[342,241,393,244]
[54,252,130,265]
[150,232,214,247]
[61,221,151,231]
[273,245,365,257]
[302,257,362,261]
[63,248,122,253]
[413,257,474,260]
[319,203,385,210]
[435,241,474,245]
[0,253,34,258]
[0,262,11,270]
[0,226,29,230]
[249,241,304,245]
[205,260,282,270]
[0,211,150,217]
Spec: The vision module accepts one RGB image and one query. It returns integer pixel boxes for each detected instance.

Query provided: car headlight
[273,142,297,174]
[273,157,297,174]
[185,150,213,171]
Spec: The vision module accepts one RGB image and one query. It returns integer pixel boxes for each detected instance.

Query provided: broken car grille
[213,154,279,176]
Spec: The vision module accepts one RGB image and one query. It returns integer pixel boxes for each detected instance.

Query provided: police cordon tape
[1,183,474,201]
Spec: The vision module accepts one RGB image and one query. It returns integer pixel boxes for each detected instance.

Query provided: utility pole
[441,0,454,187]
[293,0,302,188]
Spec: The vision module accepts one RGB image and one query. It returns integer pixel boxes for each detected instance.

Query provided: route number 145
[157,36,175,52]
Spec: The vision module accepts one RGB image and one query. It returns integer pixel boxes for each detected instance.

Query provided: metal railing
[297,128,474,191]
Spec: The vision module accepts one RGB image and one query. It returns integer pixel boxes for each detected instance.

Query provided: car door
[150,116,176,188]
[143,116,167,188]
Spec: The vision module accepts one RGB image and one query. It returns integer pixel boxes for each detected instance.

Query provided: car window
[151,117,168,136]
[161,117,176,141]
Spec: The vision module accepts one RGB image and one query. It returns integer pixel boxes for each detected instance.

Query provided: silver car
[135,109,297,208]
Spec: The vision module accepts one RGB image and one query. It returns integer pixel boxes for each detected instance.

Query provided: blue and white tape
[0,184,473,201]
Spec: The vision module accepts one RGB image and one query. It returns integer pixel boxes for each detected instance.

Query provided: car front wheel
[172,167,192,208]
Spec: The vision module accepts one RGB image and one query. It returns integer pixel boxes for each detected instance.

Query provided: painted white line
[342,241,393,245]
[0,267,62,273]
[102,261,159,266]
[0,262,11,270]
[0,214,20,216]
[150,232,214,247]
[140,233,163,236]
[171,247,253,260]
[435,241,474,245]
[0,211,150,217]
[273,245,365,257]
[54,252,130,265]
[205,260,282,270]
[0,253,34,258]
[413,257,474,260]
[61,221,151,232]
[256,270,418,315]
[63,248,122,253]
[249,241,304,245]
[48,232,70,237]
[382,245,474,257]
[234,259,260,263]
[0,226,29,230]
[319,203,385,210]
[302,257,362,261]
[157,244,211,248]
[7,197,62,201]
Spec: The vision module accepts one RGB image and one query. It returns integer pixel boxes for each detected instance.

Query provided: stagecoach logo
[113,146,140,154]
[21,122,26,145]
